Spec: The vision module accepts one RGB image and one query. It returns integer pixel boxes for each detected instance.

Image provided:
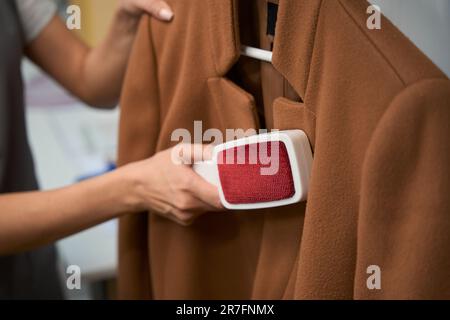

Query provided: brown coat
[117,0,450,299]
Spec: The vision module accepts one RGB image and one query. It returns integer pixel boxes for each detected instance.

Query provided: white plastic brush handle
[193,161,221,188]
[191,130,313,210]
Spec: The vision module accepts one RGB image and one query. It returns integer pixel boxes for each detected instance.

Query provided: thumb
[186,168,224,210]
[140,0,174,21]
[173,143,215,166]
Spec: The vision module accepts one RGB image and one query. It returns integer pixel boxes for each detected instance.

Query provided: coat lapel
[207,0,323,99]
[207,0,241,76]
[272,0,323,99]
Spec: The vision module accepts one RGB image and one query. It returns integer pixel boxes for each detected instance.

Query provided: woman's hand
[119,0,174,21]
[122,144,224,226]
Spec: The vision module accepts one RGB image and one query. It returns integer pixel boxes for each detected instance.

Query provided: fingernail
[159,8,174,21]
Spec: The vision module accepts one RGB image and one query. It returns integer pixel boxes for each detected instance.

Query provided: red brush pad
[217,141,295,204]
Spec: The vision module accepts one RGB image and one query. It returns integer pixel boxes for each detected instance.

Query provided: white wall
[370,0,450,77]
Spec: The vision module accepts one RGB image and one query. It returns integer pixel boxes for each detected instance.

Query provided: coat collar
[206,0,241,76]
[207,0,323,99]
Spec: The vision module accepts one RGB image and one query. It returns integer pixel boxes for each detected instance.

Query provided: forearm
[0,145,223,255]
[26,12,141,108]
[0,168,137,255]
[80,10,141,107]
[26,1,173,108]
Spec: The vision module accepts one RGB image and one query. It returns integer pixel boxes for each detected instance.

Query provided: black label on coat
[267,2,279,37]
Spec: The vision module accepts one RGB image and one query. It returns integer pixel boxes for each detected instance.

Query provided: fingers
[152,191,222,227]
[157,200,204,226]
[185,169,224,210]
[148,198,199,226]
[172,143,215,166]
[202,144,215,161]
[172,144,223,209]
[139,0,174,21]
[170,209,202,227]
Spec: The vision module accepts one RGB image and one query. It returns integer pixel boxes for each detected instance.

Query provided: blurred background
[23,0,119,299]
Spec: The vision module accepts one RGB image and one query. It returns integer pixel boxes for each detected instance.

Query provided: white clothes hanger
[240,45,273,63]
